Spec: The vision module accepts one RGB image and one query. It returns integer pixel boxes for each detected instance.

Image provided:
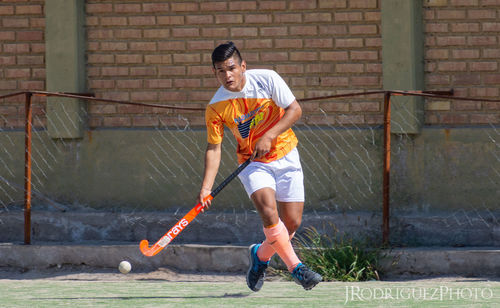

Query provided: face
[213,56,246,92]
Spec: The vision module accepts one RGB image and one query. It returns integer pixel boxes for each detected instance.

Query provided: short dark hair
[211,41,242,67]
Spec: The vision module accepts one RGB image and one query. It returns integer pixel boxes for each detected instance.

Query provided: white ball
[118,261,131,274]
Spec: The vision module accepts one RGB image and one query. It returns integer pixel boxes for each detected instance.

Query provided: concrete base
[0,243,499,278]
[1,210,499,246]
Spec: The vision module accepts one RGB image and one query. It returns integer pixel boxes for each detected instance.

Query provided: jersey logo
[236,111,264,139]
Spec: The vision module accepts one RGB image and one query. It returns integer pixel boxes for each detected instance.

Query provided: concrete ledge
[1,243,499,277]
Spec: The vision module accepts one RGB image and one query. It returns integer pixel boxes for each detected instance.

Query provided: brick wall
[0,0,45,128]
[85,0,382,128]
[424,0,500,125]
[0,0,499,129]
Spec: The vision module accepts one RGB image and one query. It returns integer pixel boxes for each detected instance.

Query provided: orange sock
[260,220,300,272]
[257,231,295,262]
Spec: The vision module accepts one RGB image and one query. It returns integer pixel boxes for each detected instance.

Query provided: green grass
[293,226,381,282]
[1,279,499,307]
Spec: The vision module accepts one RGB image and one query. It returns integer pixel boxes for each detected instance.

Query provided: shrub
[292,226,381,282]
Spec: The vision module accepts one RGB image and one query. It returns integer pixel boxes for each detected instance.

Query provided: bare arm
[252,100,302,159]
[197,142,222,208]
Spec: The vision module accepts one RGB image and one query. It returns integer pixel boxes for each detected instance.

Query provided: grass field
[1,271,499,307]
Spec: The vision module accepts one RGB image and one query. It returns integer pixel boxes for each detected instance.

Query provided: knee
[283,217,301,234]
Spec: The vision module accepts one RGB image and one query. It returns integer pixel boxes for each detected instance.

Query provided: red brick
[2,18,29,27]
[349,25,378,35]
[0,31,15,41]
[231,27,258,37]
[260,52,288,61]
[365,38,381,47]
[335,38,363,48]
[276,64,304,74]
[101,67,129,76]
[89,80,115,89]
[427,74,450,85]
[215,14,243,24]
[15,5,42,15]
[320,77,349,87]
[304,13,332,23]
[245,14,273,23]
[350,51,378,60]
[451,49,479,59]
[469,87,499,97]
[172,28,200,38]
[144,55,172,65]
[319,0,347,8]
[437,10,467,19]
[201,27,229,37]
[335,12,362,22]
[130,67,156,76]
[467,9,496,19]
[229,1,257,10]
[319,25,348,35]
[89,104,116,114]
[0,6,14,15]
[173,54,201,63]
[483,22,500,32]
[484,102,500,110]
[86,3,113,13]
[143,29,170,39]
[128,16,156,26]
[483,49,500,58]
[259,1,287,10]
[157,16,184,25]
[274,13,302,23]
[320,51,349,61]
[88,54,114,64]
[426,23,449,33]
[116,54,143,64]
[100,17,127,26]
[244,39,273,49]
[336,63,364,73]
[174,79,201,88]
[129,42,157,51]
[17,56,43,65]
[114,29,142,39]
[131,91,158,102]
[114,4,142,13]
[304,38,334,48]
[19,80,44,90]
[426,49,449,59]
[349,0,378,9]
[142,3,170,13]
[290,52,317,61]
[158,41,186,51]
[451,23,480,32]
[290,26,317,36]
[290,0,317,9]
[116,80,143,89]
[186,15,214,24]
[451,0,479,5]
[5,68,30,78]
[364,11,381,21]
[100,42,127,51]
[305,63,334,73]
[88,29,114,39]
[366,64,381,73]
[452,73,481,84]
[171,2,199,12]
[159,91,188,102]
[470,62,498,71]
[467,36,497,45]
[437,62,467,71]
[351,102,380,112]
[436,36,467,46]
[454,101,482,111]
[159,66,186,75]
[200,2,228,11]
[187,40,215,51]
[260,26,288,36]
[0,56,15,65]
[275,39,303,49]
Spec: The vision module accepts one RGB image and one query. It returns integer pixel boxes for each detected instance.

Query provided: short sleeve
[205,106,224,144]
[270,71,296,109]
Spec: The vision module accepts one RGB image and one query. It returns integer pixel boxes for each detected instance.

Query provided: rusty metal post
[382,92,391,245]
[24,92,33,244]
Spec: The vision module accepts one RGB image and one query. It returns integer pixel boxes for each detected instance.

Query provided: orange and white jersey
[206,69,298,164]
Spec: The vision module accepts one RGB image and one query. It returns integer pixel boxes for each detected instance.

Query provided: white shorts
[238,147,304,202]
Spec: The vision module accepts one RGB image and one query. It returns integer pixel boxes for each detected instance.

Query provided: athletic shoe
[246,243,269,292]
[291,263,322,290]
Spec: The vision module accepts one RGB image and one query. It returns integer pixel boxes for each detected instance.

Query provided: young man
[197,42,322,291]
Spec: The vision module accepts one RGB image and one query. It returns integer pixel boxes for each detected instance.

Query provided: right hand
[197,187,212,212]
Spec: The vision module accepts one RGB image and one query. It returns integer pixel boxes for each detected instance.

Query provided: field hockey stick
[140,158,251,257]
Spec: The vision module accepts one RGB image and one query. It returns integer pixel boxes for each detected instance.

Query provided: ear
[241,60,247,72]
